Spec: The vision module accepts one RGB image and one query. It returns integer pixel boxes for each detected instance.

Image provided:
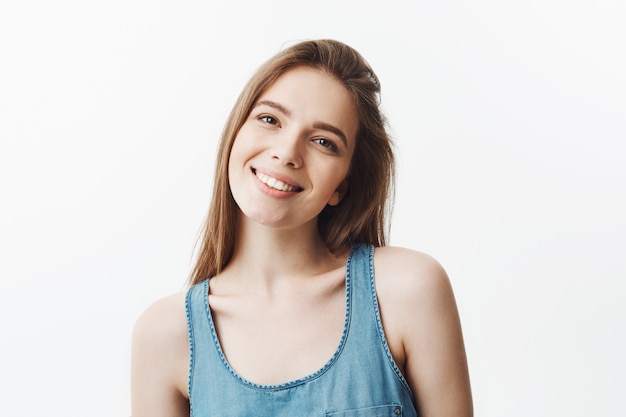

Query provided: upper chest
[207,272,347,385]
[202,251,409,386]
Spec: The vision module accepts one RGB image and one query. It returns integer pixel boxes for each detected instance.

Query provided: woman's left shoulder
[373,246,473,416]
[373,246,451,298]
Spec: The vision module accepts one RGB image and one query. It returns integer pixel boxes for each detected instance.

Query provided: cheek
[228,133,251,170]
[227,138,249,192]
[333,155,352,181]
[227,131,265,190]
[320,163,350,195]
[229,126,262,162]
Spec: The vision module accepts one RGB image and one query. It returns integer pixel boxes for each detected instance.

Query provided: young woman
[131,39,473,417]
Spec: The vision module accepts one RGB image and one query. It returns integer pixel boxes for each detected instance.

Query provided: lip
[251,167,303,198]
[252,167,303,189]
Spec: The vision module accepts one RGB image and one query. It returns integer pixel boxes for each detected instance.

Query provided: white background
[1,1,624,416]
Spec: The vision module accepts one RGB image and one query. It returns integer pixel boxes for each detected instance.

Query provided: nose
[272,131,303,168]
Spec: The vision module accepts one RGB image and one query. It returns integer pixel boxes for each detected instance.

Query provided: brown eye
[312,138,338,152]
[260,115,278,125]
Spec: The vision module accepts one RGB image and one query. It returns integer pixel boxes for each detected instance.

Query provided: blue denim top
[185,244,418,416]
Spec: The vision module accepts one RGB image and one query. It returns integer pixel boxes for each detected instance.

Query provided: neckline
[202,245,357,391]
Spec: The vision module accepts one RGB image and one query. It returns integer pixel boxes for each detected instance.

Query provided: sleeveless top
[185,244,418,416]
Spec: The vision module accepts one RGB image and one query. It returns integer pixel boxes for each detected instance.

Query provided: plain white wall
[1,1,624,416]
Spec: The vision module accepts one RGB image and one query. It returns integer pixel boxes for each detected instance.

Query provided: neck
[222,214,346,286]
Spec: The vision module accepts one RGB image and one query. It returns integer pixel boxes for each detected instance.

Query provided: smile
[254,170,302,192]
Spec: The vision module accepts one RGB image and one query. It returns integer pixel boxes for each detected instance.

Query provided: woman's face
[228,66,359,230]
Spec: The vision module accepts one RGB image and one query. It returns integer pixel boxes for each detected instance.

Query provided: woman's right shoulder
[131,291,191,415]
[133,291,189,347]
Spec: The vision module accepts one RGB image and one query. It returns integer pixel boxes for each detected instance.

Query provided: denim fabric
[186,244,418,416]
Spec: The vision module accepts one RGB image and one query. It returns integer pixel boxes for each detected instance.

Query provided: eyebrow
[312,121,348,148]
[256,100,292,117]
[254,99,349,148]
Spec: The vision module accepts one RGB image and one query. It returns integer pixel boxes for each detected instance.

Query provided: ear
[328,181,349,207]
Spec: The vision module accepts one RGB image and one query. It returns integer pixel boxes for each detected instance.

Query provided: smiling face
[228,66,359,231]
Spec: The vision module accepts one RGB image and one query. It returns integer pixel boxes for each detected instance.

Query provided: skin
[131,67,473,416]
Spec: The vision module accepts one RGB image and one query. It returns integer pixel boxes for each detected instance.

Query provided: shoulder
[131,291,190,412]
[373,246,456,332]
[373,246,452,302]
[373,245,444,273]
[133,291,189,347]
[373,246,473,416]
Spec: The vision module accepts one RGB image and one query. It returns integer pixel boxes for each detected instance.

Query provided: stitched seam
[185,285,196,416]
[369,245,414,396]
[202,247,355,392]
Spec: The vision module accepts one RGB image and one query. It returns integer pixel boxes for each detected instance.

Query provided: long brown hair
[189,39,395,285]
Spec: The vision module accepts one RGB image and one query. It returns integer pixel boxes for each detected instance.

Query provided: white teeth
[256,172,298,192]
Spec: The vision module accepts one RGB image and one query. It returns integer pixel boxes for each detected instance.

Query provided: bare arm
[131,292,190,417]
[376,247,473,417]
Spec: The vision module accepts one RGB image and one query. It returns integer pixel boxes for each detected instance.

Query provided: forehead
[256,66,359,144]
